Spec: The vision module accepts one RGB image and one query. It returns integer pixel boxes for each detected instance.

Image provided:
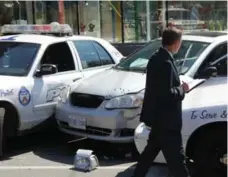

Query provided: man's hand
[181,81,189,93]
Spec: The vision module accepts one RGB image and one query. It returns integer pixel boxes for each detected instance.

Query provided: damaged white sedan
[55,31,227,149]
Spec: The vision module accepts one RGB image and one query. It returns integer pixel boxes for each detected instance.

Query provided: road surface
[0,130,169,177]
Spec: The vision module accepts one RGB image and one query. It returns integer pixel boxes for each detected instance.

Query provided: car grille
[70,92,104,108]
[59,121,112,136]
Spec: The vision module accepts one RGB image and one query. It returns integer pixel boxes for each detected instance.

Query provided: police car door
[32,42,83,119]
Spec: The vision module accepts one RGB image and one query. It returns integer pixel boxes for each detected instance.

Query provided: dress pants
[132,129,190,177]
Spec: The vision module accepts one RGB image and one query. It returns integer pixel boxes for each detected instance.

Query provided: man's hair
[162,27,182,46]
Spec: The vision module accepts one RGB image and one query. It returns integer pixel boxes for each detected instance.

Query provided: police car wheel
[0,104,18,158]
[191,128,227,177]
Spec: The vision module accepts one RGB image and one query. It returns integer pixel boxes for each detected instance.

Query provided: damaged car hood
[71,68,202,99]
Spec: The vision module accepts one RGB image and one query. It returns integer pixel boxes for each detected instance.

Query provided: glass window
[100,1,122,43]
[35,1,48,24]
[64,1,78,34]
[73,41,101,69]
[92,41,114,65]
[0,42,40,76]
[168,10,192,20]
[0,1,33,25]
[115,40,209,74]
[123,1,147,42]
[149,1,164,39]
[168,1,227,32]
[78,1,101,37]
[205,43,228,64]
[40,42,75,73]
[213,55,227,76]
[122,1,164,42]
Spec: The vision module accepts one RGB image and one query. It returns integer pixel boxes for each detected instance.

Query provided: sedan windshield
[0,42,40,76]
[115,39,209,74]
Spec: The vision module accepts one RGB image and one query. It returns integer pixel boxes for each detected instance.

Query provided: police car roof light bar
[1,23,73,36]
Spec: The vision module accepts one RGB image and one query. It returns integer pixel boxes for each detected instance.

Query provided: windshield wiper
[128,67,146,73]
[114,66,146,73]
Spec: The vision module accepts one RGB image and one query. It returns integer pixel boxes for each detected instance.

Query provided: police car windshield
[0,42,40,76]
[115,39,209,74]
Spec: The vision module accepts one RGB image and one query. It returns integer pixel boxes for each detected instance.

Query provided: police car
[134,75,227,175]
[0,23,123,156]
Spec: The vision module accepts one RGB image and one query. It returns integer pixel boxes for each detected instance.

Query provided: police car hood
[182,77,227,110]
[72,68,198,98]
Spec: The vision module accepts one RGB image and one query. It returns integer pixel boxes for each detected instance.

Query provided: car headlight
[105,90,144,109]
[61,86,71,104]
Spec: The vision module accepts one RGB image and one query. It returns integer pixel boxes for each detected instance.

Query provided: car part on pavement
[74,149,99,172]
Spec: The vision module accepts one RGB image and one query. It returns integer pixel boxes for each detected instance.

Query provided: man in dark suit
[132,27,190,177]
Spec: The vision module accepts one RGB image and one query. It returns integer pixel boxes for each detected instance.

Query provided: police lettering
[190,111,198,119]
[220,110,227,119]
[200,110,217,119]
[0,89,14,97]
[46,86,67,102]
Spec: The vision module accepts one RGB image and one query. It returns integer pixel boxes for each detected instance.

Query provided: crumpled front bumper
[55,102,140,143]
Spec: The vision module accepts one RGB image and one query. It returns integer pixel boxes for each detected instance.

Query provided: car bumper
[55,102,140,143]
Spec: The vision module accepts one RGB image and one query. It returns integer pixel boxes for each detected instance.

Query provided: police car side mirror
[35,64,58,77]
[202,66,217,78]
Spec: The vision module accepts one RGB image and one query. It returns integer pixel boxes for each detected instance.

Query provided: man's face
[172,39,182,54]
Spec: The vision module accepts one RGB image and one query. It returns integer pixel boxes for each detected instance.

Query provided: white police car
[0,23,123,156]
[134,61,227,175]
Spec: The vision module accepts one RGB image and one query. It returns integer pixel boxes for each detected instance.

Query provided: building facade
[0,0,227,55]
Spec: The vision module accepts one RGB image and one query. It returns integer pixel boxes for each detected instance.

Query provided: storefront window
[0,1,33,26]
[78,1,101,37]
[100,1,122,43]
[167,1,227,32]
[123,1,146,43]
[123,1,164,42]
[35,1,47,24]
[64,1,78,34]
[149,1,165,39]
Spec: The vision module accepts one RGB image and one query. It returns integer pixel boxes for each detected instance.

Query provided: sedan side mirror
[35,64,58,77]
[202,66,217,78]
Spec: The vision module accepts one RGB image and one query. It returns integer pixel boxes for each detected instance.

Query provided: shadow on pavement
[2,129,137,167]
[2,129,73,164]
[115,164,169,177]
[114,165,135,177]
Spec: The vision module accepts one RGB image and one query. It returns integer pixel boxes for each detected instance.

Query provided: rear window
[0,42,40,76]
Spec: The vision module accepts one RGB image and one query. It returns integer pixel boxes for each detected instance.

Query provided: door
[72,40,116,78]
[32,42,83,120]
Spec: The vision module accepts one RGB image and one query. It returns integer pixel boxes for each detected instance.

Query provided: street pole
[146,0,151,41]
[15,1,21,24]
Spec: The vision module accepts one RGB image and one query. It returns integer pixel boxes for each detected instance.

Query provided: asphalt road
[0,130,169,177]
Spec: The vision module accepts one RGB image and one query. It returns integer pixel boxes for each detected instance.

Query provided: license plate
[69,116,86,130]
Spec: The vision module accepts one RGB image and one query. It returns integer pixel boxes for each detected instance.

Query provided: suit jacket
[140,47,185,132]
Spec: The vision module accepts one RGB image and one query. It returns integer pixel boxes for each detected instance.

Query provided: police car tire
[191,127,226,176]
[0,104,18,158]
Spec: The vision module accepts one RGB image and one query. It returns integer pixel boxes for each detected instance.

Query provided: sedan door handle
[73,77,82,82]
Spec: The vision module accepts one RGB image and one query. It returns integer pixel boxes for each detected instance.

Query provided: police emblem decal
[18,87,31,106]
